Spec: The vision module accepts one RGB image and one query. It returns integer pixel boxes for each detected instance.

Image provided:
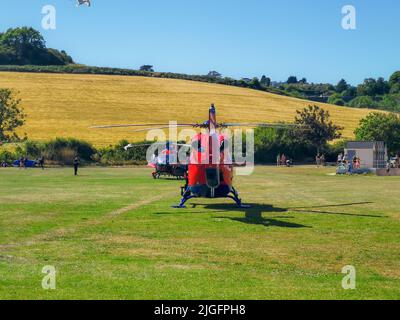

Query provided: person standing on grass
[38,156,45,170]
[19,157,24,169]
[73,156,80,176]
[277,153,281,167]
[337,153,343,165]
[316,153,321,167]
[281,154,286,167]
[24,157,29,169]
[321,154,325,167]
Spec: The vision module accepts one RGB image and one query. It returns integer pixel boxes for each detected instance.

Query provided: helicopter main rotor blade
[131,125,198,133]
[91,123,196,129]
[124,142,192,150]
[220,123,300,128]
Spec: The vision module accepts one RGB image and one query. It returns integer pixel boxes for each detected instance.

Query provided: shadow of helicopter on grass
[287,202,386,218]
[156,201,384,229]
[189,203,309,229]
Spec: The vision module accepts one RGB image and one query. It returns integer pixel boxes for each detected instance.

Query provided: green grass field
[0,166,399,300]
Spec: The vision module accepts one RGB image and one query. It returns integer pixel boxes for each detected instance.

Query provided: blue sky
[1,0,400,84]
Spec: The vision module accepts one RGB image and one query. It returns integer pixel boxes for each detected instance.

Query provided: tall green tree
[140,65,154,72]
[0,27,73,65]
[286,76,298,84]
[293,105,343,153]
[389,71,400,94]
[249,77,262,90]
[336,79,349,93]
[260,75,271,87]
[0,27,45,64]
[0,89,26,142]
[357,77,390,96]
[354,112,400,154]
[207,71,222,78]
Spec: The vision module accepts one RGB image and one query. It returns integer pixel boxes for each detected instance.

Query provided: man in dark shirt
[73,156,80,176]
[38,156,45,170]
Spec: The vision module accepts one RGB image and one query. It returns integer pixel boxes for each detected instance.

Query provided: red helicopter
[92,104,295,208]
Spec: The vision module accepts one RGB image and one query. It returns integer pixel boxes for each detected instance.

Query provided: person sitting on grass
[355,157,361,169]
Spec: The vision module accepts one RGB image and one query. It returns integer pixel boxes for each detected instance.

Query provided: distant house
[345,141,387,169]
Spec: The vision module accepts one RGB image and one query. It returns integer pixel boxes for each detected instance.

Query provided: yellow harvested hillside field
[0,72,374,146]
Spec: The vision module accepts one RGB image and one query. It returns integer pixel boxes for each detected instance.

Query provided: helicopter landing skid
[172,194,196,209]
[227,187,251,208]
[172,187,251,209]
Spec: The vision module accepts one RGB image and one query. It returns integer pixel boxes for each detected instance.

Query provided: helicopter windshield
[190,134,232,165]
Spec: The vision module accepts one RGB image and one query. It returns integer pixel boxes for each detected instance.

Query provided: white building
[345,141,387,169]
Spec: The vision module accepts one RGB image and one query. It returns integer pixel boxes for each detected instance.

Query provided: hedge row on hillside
[0,64,290,97]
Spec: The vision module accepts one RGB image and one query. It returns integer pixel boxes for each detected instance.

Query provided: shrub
[43,137,96,162]
[0,149,16,163]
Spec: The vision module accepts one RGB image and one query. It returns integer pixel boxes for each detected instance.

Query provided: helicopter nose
[205,167,220,189]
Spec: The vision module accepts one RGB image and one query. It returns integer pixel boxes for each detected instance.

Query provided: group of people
[0,155,81,175]
[18,157,30,169]
[16,156,45,170]
[276,154,292,167]
[337,153,362,169]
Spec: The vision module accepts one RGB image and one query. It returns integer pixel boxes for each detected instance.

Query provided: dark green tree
[207,71,222,78]
[260,75,271,87]
[293,105,343,153]
[249,77,262,90]
[389,71,400,94]
[140,65,154,72]
[0,27,45,64]
[336,79,349,93]
[0,89,26,142]
[357,78,390,96]
[354,112,400,154]
[286,76,298,84]
[0,27,73,65]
